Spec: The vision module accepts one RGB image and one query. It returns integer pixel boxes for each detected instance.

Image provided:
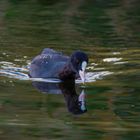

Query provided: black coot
[29,48,88,83]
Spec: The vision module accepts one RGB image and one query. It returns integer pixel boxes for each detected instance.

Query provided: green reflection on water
[0,0,140,139]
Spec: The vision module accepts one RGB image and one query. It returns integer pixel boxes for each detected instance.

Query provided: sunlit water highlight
[0,61,113,84]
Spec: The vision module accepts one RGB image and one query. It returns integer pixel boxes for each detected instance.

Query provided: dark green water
[0,0,140,139]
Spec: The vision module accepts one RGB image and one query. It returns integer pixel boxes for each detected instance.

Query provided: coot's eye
[76,59,80,64]
[78,101,82,106]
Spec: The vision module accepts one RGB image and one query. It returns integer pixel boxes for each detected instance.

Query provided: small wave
[0,70,113,83]
[0,61,113,84]
[103,57,122,62]
[28,71,113,84]
[114,61,128,65]
[112,52,121,55]
[84,71,113,83]
[30,78,61,83]
[0,61,29,80]
[0,61,13,65]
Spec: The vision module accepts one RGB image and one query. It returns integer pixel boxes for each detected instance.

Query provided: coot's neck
[58,61,77,81]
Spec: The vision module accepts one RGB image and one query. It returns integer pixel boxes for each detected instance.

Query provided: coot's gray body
[29,48,88,82]
[29,48,69,78]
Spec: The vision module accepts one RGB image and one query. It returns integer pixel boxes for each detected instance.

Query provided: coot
[29,48,88,83]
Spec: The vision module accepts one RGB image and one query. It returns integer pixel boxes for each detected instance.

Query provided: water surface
[0,0,140,139]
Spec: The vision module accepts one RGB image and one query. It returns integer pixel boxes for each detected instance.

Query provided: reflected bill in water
[32,81,87,115]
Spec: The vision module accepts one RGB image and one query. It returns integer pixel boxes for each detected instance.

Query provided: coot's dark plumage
[29,48,88,82]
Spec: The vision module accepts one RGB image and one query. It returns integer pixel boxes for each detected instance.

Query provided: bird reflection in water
[32,81,87,115]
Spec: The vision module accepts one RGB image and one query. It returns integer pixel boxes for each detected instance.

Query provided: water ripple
[103,57,122,62]
[0,61,113,84]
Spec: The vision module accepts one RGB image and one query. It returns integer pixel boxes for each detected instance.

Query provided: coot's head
[70,51,88,83]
